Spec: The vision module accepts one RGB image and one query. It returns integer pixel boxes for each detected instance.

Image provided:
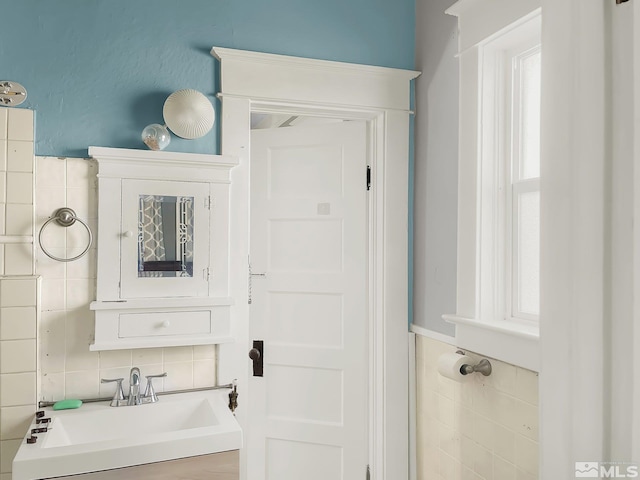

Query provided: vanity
[12,390,241,480]
[88,147,238,350]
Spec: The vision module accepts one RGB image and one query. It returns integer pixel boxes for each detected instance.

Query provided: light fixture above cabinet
[141,89,215,151]
[163,89,215,139]
[88,147,238,351]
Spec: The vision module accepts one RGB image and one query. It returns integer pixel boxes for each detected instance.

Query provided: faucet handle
[143,373,167,403]
[101,378,125,407]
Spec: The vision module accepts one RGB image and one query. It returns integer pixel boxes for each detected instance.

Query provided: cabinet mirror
[138,194,195,278]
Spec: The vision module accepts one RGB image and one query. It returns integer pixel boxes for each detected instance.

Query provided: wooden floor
[49,450,239,480]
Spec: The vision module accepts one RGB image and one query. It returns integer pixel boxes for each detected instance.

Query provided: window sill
[442,314,539,372]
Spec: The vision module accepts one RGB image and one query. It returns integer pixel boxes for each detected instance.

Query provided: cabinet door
[120,179,210,299]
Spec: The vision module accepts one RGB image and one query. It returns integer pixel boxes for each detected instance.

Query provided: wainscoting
[415,334,538,479]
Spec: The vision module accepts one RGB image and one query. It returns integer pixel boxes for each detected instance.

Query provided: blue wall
[2,0,415,157]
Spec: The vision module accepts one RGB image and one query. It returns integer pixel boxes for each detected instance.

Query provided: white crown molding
[88,146,238,168]
[211,47,420,81]
[211,47,420,112]
[89,146,238,183]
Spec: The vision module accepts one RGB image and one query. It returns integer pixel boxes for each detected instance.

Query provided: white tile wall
[0,109,7,141]
[0,108,219,476]
[35,156,218,404]
[7,140,34,173]
[7,109,34,142]
[1,278,37,307]
[0,108,38,477]
[4,244,34,276]
[0,339,36,373]
[0,307,37,340]
[6,172,33,205]
[6,203,33,236]
[0,277,39,476]
[416,335,539,480]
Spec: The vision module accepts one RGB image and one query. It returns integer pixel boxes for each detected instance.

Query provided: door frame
[212,47,419,480]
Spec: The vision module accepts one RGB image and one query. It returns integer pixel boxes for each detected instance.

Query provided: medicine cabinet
[88,147,238,351]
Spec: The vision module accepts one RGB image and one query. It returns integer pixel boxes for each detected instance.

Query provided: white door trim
[634,0,640,462]
[212,46,419,480]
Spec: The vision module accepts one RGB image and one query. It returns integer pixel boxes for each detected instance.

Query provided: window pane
[516,191,539,316]
[519,50,541,180]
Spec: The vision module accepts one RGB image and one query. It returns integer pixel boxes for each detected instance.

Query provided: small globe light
[141,123,171,151]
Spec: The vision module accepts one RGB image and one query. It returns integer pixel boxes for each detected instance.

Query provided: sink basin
[12,390,242,480]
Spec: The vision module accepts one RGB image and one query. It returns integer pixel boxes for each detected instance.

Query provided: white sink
[12,390,242,480]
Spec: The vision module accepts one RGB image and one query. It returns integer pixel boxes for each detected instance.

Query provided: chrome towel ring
[38,207,93,262]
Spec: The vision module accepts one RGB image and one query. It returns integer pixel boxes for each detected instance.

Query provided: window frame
[444,2,541,372]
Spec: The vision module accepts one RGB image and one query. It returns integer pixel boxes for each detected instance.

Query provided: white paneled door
[248,121,369,480]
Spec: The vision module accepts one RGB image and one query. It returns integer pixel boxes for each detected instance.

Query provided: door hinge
[366,465,371,480]
[204,267,210,281]
[204,196,212,209]
[366,165,371,191]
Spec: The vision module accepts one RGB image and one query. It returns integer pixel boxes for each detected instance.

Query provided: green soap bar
[52,399,83,410]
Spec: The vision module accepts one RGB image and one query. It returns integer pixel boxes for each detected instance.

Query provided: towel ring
[38,208,93,263]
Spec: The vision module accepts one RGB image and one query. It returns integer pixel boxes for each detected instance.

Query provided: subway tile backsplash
[416,335,539,480]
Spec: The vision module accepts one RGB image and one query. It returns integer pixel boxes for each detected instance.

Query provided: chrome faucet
[127,367,141,406]
[101,368,167,407]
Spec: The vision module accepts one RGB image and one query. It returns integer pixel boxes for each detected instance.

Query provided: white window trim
[446,0,541,372]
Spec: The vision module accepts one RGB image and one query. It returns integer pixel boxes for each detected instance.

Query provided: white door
[248,120,369,480]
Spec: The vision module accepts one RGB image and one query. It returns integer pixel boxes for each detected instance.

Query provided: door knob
[249,348,260,361]
[249,340,264,377]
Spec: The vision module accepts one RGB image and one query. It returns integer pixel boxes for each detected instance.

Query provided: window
[444,3,541,371]
[483,23,541,325]
[509,46,541,321]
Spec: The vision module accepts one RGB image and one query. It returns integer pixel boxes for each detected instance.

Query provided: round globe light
[163,89,215,139]
[141,123,171,151]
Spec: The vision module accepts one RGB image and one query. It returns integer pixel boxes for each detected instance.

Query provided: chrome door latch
[228,382,239,412]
